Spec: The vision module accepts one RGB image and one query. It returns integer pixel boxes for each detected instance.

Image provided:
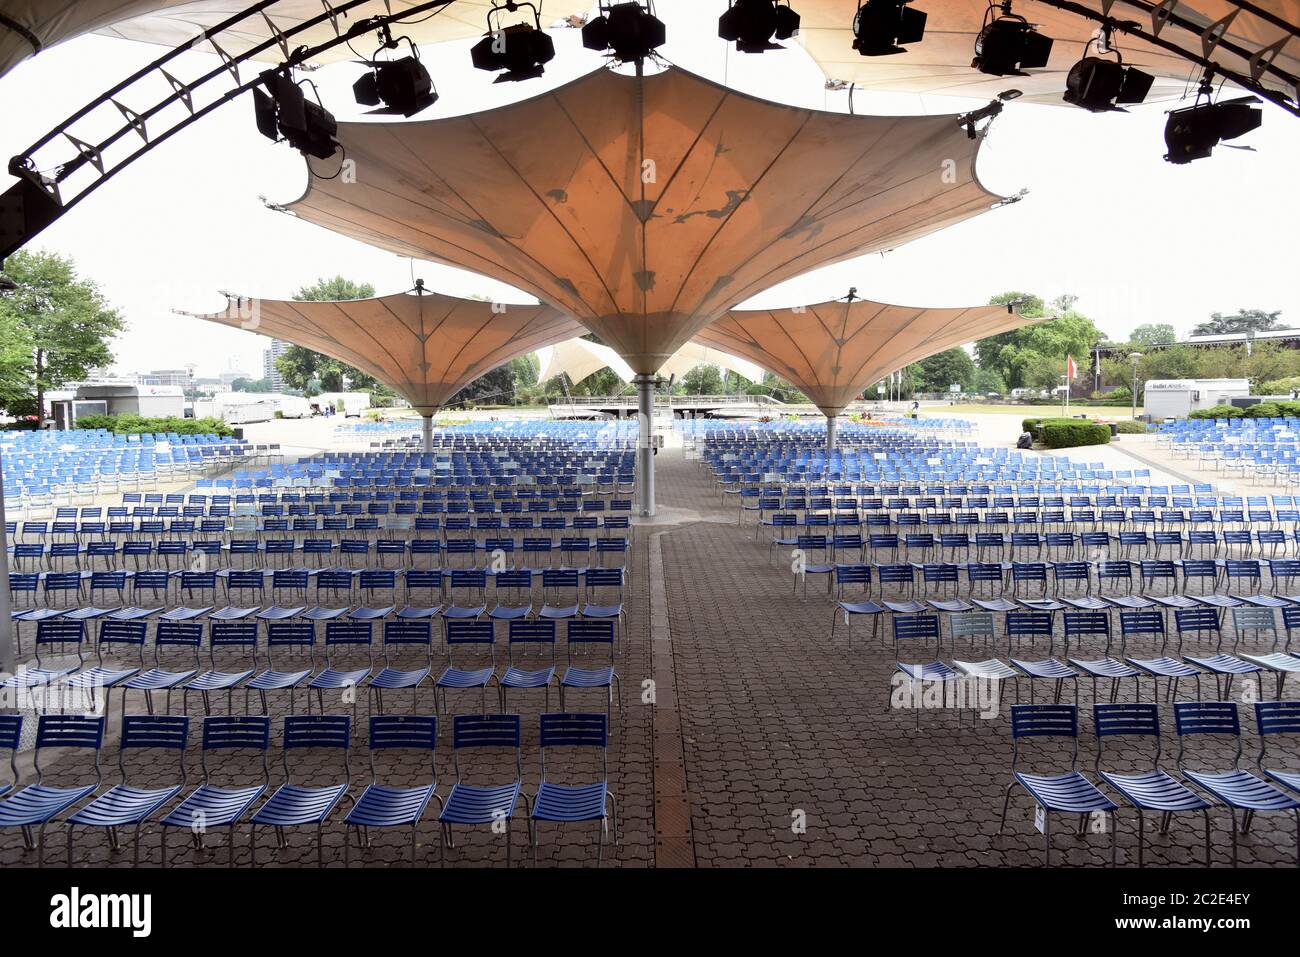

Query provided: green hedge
[1187,401,1300,420]
[1114,419,1148,434]
[1023,416,1092,438]
[1040,421,1111,448]
[75,413,234,438]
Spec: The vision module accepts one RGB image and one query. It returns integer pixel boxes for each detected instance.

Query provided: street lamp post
[1129,351,1143,421]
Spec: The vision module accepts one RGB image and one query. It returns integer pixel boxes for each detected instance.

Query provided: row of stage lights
[251,0,1264,166]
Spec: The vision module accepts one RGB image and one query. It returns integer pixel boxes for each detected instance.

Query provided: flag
[1066,355,1077,379]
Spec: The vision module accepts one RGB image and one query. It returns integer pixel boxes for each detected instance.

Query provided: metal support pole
[826,414,837,456]
[634,374,656,518]
[421,414,433,454]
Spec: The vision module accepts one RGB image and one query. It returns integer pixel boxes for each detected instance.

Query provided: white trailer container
[1143,379,1250,419]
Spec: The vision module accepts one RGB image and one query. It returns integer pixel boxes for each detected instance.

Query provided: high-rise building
[263,339,290,392]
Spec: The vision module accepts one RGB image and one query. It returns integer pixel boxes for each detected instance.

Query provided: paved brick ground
[3,442,1297,868]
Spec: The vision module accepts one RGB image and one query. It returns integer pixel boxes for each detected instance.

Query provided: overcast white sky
[1,0,1296,378]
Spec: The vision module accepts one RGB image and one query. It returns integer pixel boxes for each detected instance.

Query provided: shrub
[1114,420,1147,434]
[1244,401,1283,418]
[1188,404,1240,420]
[1039,421,1111,448]
[74,413,234,438]
[1024,416,1089,439]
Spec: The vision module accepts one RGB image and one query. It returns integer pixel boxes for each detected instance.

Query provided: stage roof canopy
[694,296,1032,416]
[285,63,1004,375]
[0,0,590,77]
[537,338,765,388]
[797,0,1300,107]
[193,287,581,413]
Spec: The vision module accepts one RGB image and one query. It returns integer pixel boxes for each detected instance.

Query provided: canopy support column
[421,414,433,453]
[826,415,837,456]
[634,373,656,518]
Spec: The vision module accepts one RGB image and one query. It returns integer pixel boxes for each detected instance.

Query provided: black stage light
[973,11,1053,76]
[353,56,438,116]
[1164,95,1262,164]
[582,2,666,62]
[718,0,800,54]
[851,1,926,57]
[471,3,555,81]
[254,70,339,160]
[1062,56,1154,112]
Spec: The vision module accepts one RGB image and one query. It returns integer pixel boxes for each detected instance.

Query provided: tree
[275,277,382,396]
[973,368,1007,395]
[1192,308,1288,336]
[231,377,272,393]
[911,348,975,393]
[975,293,1106,391]
[1130,323,1177,347]
[0,250,124,419]
[681,364,725,395]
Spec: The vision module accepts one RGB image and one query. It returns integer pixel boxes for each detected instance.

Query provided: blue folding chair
[437,619,497,714]
[0,714,105,864]
[1092,703,1211,866]
[368,619,434,713]
[998,704,1116,866]
[158,715,270,866]
[307,620,374,719]
[560,619,620,716]
[530,713,618,866]
[1174,701,1300,867]
[0,715,19,799]
[249,714,352,868]
[830,565,883,646]
[344,715,440,866]
[499,619,557,711]
[65,715,190,865]
[438,714,530,867]
[1255,701,1300,803]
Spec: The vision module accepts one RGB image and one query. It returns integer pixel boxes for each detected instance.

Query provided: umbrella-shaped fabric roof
[284,63,1006,375]
[0,0,591,77]
[656,341,765,385]
[798,0,1300,106]
[694,296,1032,415]
[192,287,583,413]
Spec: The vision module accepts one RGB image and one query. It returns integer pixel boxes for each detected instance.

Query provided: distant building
[263,340,290,392]
[138,369,191,388]
[220,370,253,388]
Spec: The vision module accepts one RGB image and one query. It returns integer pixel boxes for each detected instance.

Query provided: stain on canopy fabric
[193,288,582,413]
[695,297,1032,415]
[284,64,1005,374]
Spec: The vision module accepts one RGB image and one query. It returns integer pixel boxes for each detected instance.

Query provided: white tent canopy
[537,338,765,389]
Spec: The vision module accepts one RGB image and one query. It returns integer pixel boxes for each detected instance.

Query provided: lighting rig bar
[0,0,466,263]
[1033,0,1299,116]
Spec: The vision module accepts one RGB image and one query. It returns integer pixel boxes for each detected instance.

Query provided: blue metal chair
[1255,701,1300,801]
[582,568,625,647]
[499,619,557,711]
[830,565,883,646]
[438,713,530,867]
[368,619,434,713]
[0,715,19,799]
[61,618,148,712]
[1174,701,1300,867]
[0,714,105,865]
[307,620,374,719]
[185,620,258,716]
[158,715,270,866]
[344,715,441,866]
[118,620,203,717]
[0,619,87,702]
[1092,703,1211,866]
[998,704,1116,866]
[65,715,190,865]
[247,620,316,714]
[249,714,353,868]
[892,661,961,730]
[560,619,620,716]
[530,712,618,865]
[437,619,497,714]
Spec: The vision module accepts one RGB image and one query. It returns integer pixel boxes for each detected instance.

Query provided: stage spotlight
[353,30,437,117]
[972,7,1053,76]
[1164,95,1262,164]
[253,70,340,160]
[1062,56,1153,112]
[582,2,666,62]
[471,3,555,81]
[851,1,926,57]
[718,0,800,54]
